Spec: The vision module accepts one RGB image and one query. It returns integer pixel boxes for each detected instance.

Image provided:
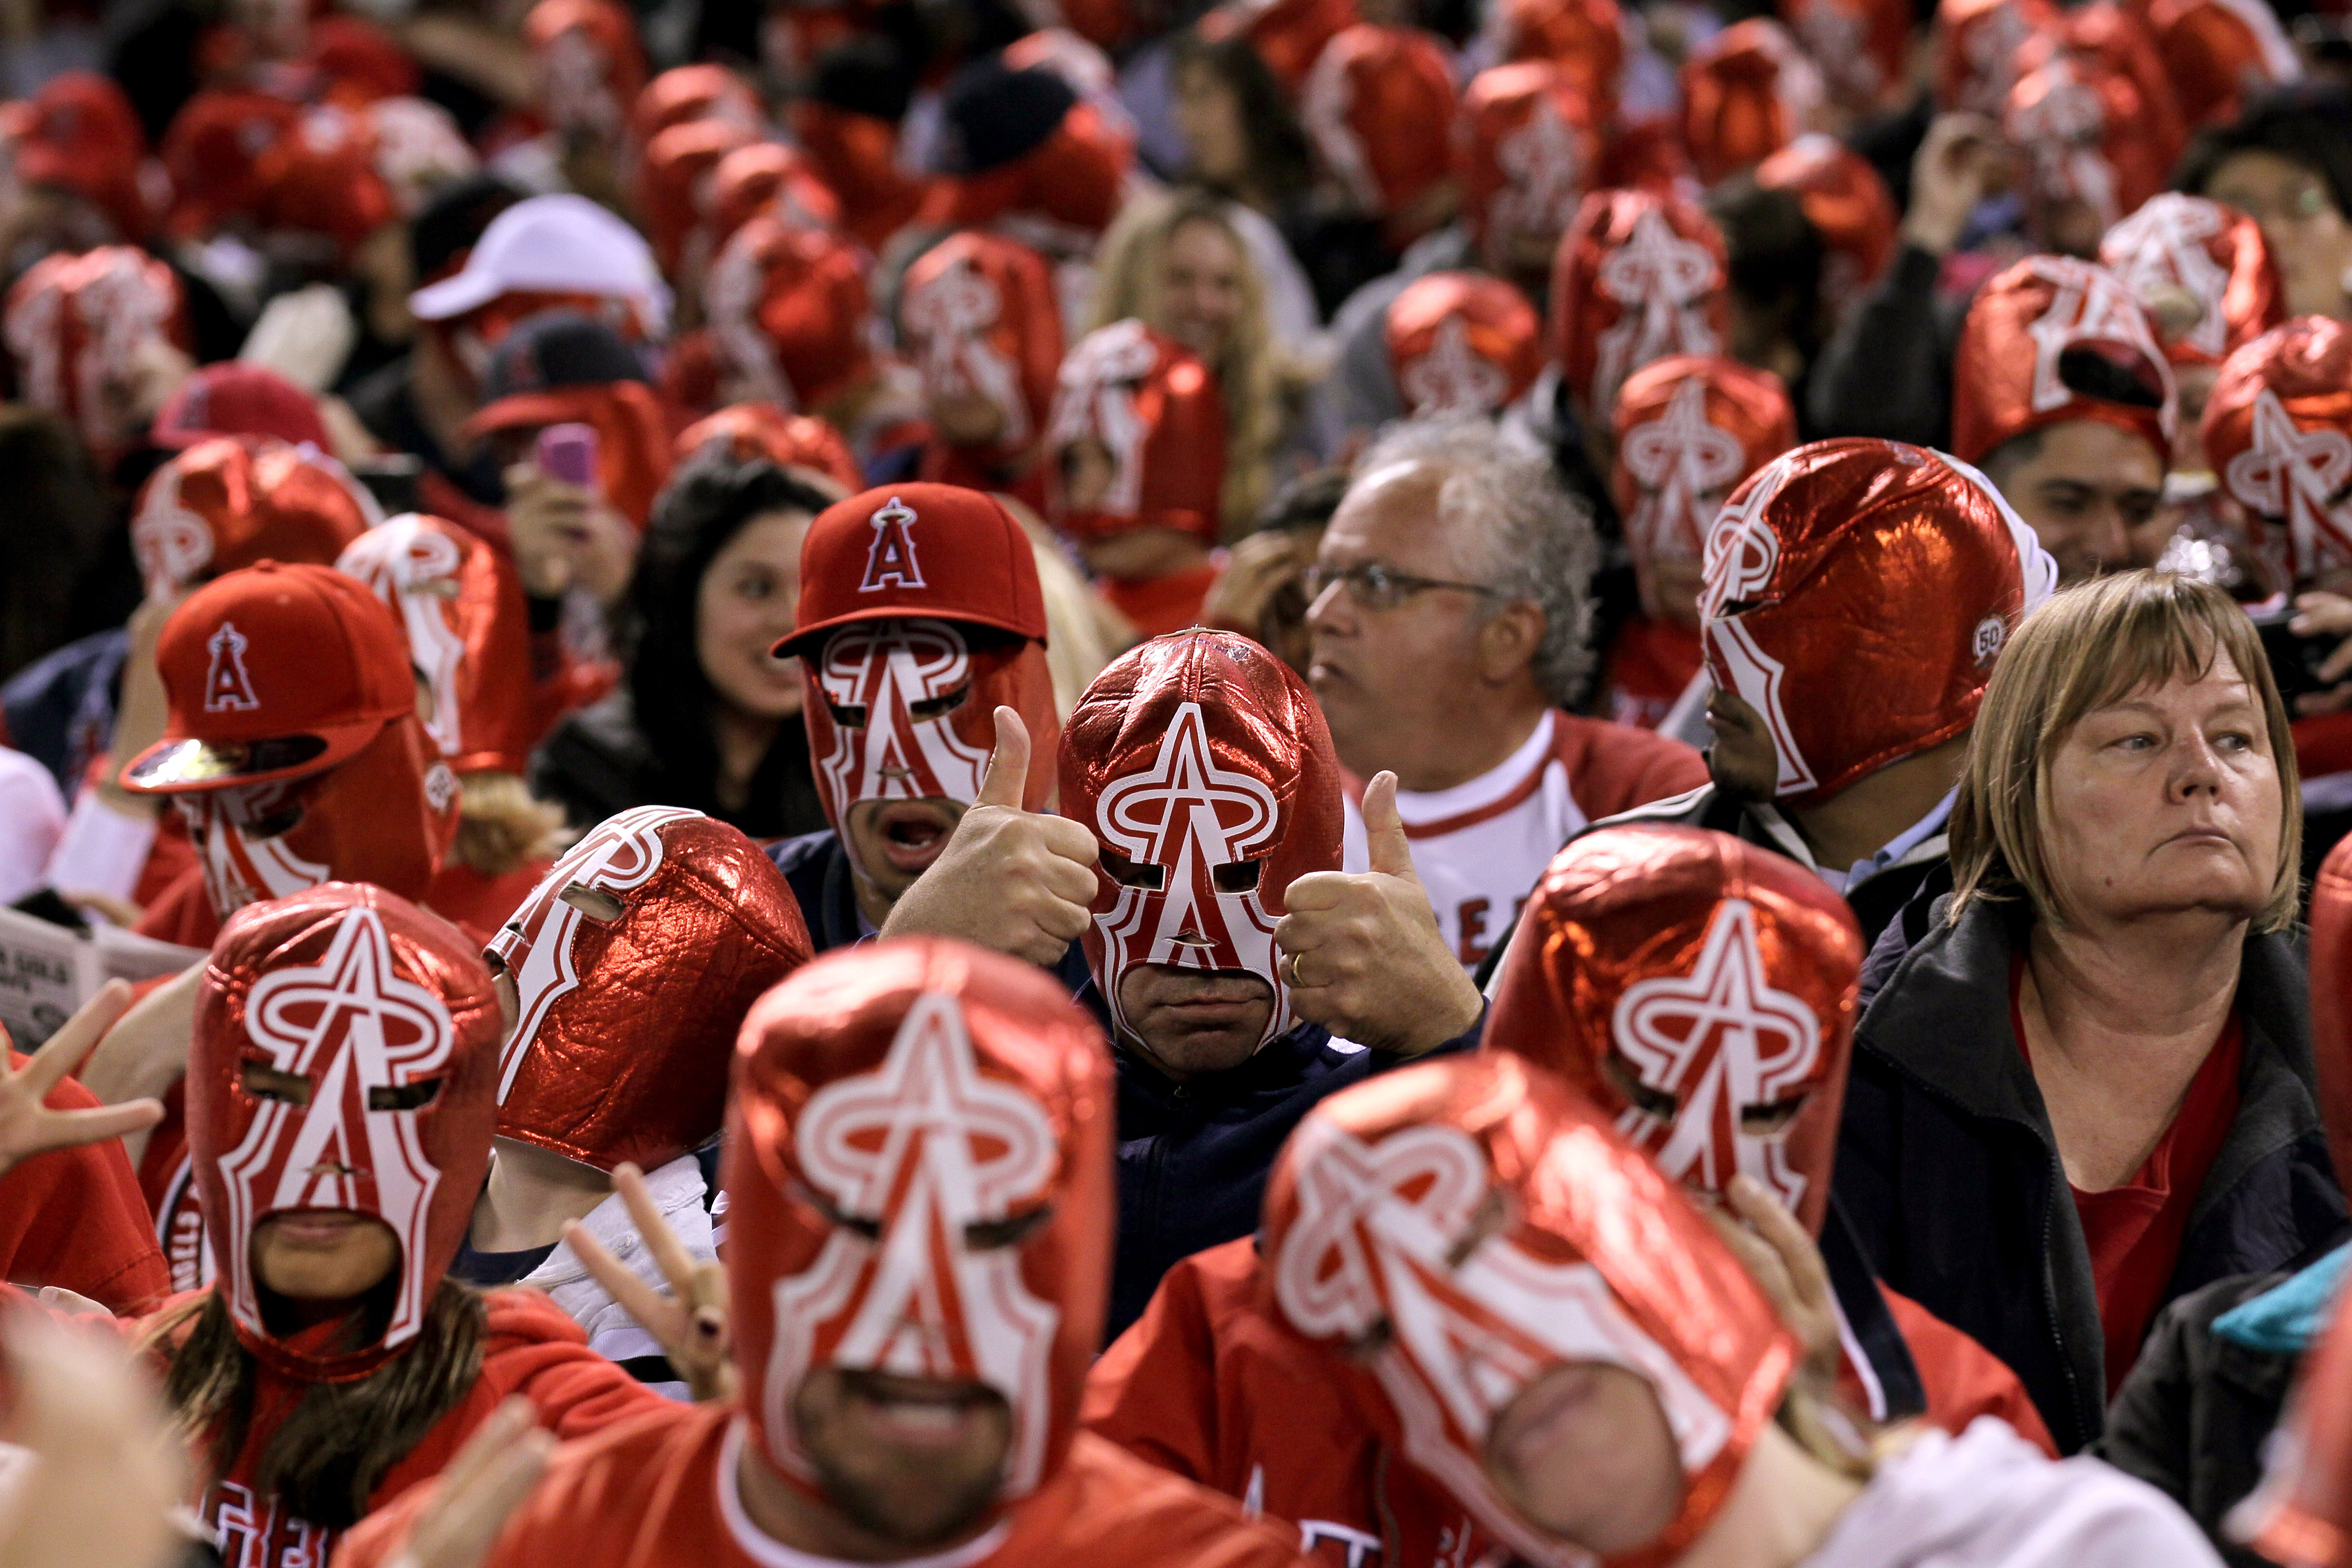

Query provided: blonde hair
[1948,571,2300,933]
[1088,190,1296,538]
[452,772,568,877]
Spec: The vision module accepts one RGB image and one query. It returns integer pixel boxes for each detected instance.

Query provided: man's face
[1307,462,1496,776]
[1992,420,2166,585]
[793,1367,1013,1548]
[1114,963,1274,1079]
[844,797,968,904]
[1701,684,1780,803]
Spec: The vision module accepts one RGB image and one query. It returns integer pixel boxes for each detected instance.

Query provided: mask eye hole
[1740,1092,1808,1136]
[1603,1050,1678,1121]
[1713,599,1766,617]
[241,1062,313,1105]
[796,1180,883,1240]
[825,698,870,728]
[558,883,625,922]
[963,1204,1052,1251]
[907,685,969,722]
[1100,845,1166,891]
[368,1078,443,1112]
[1212,858,1262,894]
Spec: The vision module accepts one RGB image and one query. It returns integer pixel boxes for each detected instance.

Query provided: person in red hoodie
[336,937,1315,1568]
[134,882,662,1567]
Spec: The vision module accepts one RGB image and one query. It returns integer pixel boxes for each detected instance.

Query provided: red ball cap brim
[778,482,1050,657]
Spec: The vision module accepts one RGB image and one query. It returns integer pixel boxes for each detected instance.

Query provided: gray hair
[1350,416,1598,707]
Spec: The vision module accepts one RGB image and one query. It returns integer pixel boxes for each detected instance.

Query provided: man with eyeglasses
[1305,417,1706,970]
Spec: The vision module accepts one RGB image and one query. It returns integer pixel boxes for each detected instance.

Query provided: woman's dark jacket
[1835,895,2346,1454]
[529,688,828,841]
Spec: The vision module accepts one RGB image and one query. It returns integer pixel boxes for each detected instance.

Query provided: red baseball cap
[781,482,1047,656]
[150,365,332,450]
[121,562,419,793]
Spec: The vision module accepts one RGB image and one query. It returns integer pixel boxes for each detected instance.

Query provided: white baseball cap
[407,193,672,334]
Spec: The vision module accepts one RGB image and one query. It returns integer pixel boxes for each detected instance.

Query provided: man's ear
[1475,600,1545,685]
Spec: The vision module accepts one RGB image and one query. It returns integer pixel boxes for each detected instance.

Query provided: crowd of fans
[0,0,2350,1562]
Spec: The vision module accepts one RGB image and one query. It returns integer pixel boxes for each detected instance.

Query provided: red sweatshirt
[0,1048,170,1313]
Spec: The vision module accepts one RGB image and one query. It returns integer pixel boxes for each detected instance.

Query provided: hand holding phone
[535,422,600,492]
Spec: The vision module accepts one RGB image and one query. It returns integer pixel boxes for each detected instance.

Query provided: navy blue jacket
[0,626,126,797]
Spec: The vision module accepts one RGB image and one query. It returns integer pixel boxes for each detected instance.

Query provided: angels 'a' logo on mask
[904,262,1032,451]
[2102,197,2230,359]
[204,621,261,713]
[2020,258,2164,417]
[2011,63,2118,228]
[1048,320,1162,516]
[488,804,699,1100]
[1622,377,1747,563]
[765,992,1062,1495]
[1272,1117,1734,1568]
[1592,209,1721,416]
[217,906,457,1352]
[1700,459,1814,798]
[340,519,469,756]
[1399,316,1513,417]
[813,620,991,849]
[1093,701,1288,1045]
[187,785,331,918]
[859,496,927,593]
[133,468,215,598]
[1610,898,1823,1214]
[2226,388,2352,574]
[1492,96,1586,248]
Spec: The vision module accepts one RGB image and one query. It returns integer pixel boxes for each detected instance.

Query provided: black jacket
[1836,897,2346,1453]
[532,689,829,842]
[1805,243,1970,449]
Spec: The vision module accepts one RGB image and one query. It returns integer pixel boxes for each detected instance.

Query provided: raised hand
[1274,772,1483,1055]
[0,1307,186,1568]
[394,1398,555,1568]
[1705,1175,1842,1384]
[0,982,164,1179]
[879,706,1101,968]
[562,1163,735,1403]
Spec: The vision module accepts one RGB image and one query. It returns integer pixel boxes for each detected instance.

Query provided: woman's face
[252,1211,400,1301]
[1173,61,1250,188]
[1482,1360,1686,1556]
[697,508,813,723]
[1159,217,1249,365]
[2042,649,2282,930]
[2203,151,2352,320]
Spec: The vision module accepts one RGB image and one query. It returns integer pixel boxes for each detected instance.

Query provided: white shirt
[520,1152,716,1401]
[0,748,66,908]
[1750,789,1957,896]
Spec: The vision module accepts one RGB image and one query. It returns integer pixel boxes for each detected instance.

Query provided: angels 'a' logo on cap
[203,621,261,713]
[859,495,927,593]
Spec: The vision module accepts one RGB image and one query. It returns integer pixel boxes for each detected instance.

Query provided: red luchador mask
[1678,19,1824,184]
[1046,319,1226,545]
[1486,824,1862,1233]
[675,401,861,491]
[1613,354,1795,592]
[2004,43,2170,239]
[1386,271,1543,418]
[3,245,186,461]
[2204,317,2352,583]
[486,807,810,1172]
[706,211,873,413]
[2099,195,2284,368]
[899,231,1064,462]
[191,882,500,1382]
[1754,135,1900,318]
[1777,0,1910,111]
[523,0,646,143]
[1301,24,1458,245]
[1477,0,1626,119]
[725,939,1114,1507]
[1934,0,2056,115]
[1455,62,1602,274]
[336,513,534,776]
[1552,190,1729,423]
[1265,1054,1796,1568]
[1950,255,2176,467]
[132,436,376,601]
[1700,440,2053,808]
[2146,0,2300,127]
[1056,631,1342,1051]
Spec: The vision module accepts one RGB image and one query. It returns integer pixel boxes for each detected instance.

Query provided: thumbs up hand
[1273,772,1484,1055]
[879,706,1101,967]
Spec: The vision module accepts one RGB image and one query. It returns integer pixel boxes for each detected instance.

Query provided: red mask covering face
[2004,47,2170,241]
[1455,63,1602,274]
[191,882,500,1382]
[1950,255,2176,467]
[1612,354,1794,603]
[1552,190,1730,424]
[2204,317,2352,583]
[725,939,1114,1507]
[132,436,376,601]
[1701,440,2054,808]
[706,213,873,413]
[1486,825,1863,1233]
[2099,195,2284,368]
[1047,320,1226,545]
[486,807,811,1172]
[336,513,535,776]
[899,232,1065,463]
[523,0,646,142]
[708,141,842,250]
[1476,0,1626,120]
[1933,0,2056,114]
[1057,631,1342,1051]
[3,245,186,461]
[1386,272,1543,418]
[2147,0,2300,126]
[1754,135,1899,318]
[674,401,862,491]
[1777,0,1910,111]
[1300,24,1457,248]
[1198,0,1358,93]
[1265,1054,1797,1568]
[1678,19,1823,185]
[636,117,754,282]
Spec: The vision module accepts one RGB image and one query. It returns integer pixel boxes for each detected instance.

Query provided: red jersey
[1877,1285,2056,1456]
[336,1399,1316,1568]
[1599,614,1704,732]
[0,1052,170,1312]
[148,1286,663,1568]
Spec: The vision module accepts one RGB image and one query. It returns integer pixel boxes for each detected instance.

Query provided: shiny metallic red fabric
[2100,194,2285,367]
[2204,317,2352,582]
[2004,25,2176,242]
[1386,271,1542,418]
[635,117,753,281]
[725,938,1114,1507]
[522,0,645,143]
[706,212,873,413]
[3,246,186,460]
[674,401,861,491]
[1551,188,1729,423]
[788,101,932,254]
[900,232,1064,469]
[708,140,841,249]
[1701,439,2052,807]
[1485,824,1863,1234]
[336,513,535,776]
[191,882,499,1383]
[1949,255,2175,466]
[249,104,397,259]
[132,436,375,600]
[1612,353,1794,594]
[1264,1053,1797,1568]
[1478,0,1626,120]
[160,90,303,242]
[1455,62,1603,273]
[1755,134,1899,316]
[1933,0,2056,113]
[1777,0,1911,110]
[627,63,761,150]
[9,72,152,242]
[1057,630,1342,1051]
[489,808,810,1172]
[1047,319,1226,545]
[1678,19,1823,184]
[921,102,1129,247]
[1300,24,1458,245]
[2147,0,2300,126]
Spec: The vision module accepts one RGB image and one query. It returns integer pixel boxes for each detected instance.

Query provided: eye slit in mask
[1099,845,1167,891]
[1446,1188,1512,1270]
[368,1078,444,1112]
[963,1204,1054,1251]
[796,1180,883,1241]
[557,883,625,922]
[907,685,970,722]
[1602,1049,1679,1121]
[1739,1090,1809,1136]
[1212,858,1263,894]
[824,698,870,728]
[242,1061,313,1105]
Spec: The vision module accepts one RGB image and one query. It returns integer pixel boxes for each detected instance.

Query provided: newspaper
[0,906,202,1049]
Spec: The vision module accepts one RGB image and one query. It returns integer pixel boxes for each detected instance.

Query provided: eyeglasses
[1303,561,1506,611]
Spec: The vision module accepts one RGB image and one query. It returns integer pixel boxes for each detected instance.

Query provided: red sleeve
[132,866,220,947]
[477,1288,674,1438]
[0,1055,170,1313]
[1553,714,1710,822]
[1882,1285,2058,1457]
[1082,1246,1226,1482]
